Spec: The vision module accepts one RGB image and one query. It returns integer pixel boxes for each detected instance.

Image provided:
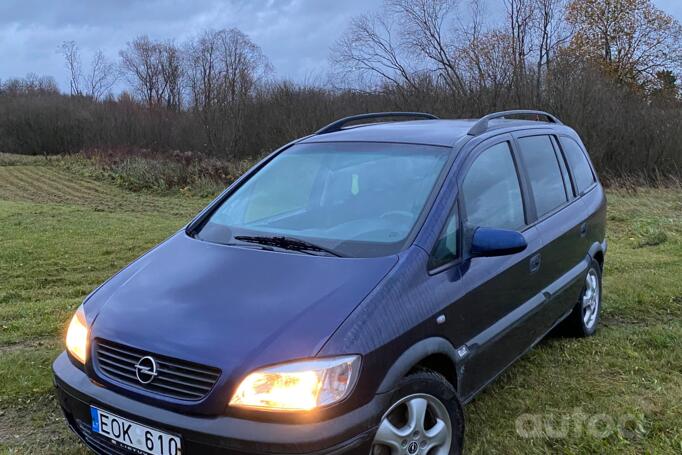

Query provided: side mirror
[471,227,527,257]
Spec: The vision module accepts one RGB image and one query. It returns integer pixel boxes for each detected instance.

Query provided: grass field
[0,157,681,454]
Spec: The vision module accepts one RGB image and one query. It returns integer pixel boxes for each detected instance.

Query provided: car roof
[299,118,569,148]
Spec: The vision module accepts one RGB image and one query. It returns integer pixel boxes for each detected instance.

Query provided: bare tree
[84,50,119,100]
[529,0,572,100]
[504,0,536,101]
[60,41,83,96]
[387,0,467,95]
[158,41,184,111]
[332,0,472,97]
[60,41,119,100]
[184,31,218,112]
[331,12,420,93]
[119,36,165,108]
[459,29,515,106]
[184,29,271,153]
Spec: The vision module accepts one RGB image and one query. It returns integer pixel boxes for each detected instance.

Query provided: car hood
[86,232,397,409]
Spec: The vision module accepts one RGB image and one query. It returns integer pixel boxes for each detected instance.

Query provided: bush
[3,68,682,184]
[57,148,255,195]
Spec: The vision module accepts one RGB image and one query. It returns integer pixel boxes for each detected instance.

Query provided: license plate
[90,407,182,455]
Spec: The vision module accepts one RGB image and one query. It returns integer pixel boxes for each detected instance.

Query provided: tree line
[0,0,681,182]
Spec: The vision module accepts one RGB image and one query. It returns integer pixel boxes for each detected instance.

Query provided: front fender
[376,337,459,394]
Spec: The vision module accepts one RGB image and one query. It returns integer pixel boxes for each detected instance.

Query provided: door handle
[529,253,542,273]
[580,222,588,238]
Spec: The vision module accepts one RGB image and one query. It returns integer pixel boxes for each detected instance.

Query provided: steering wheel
[379,210,415,223]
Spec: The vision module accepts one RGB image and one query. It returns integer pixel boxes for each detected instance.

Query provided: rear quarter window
[559,137,596,194]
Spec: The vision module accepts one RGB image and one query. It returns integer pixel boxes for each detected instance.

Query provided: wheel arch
[588,240,607,270]
[377,337,460,395]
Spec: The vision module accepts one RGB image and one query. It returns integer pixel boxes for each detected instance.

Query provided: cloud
[1,0,680,92]
[0,0,383,90]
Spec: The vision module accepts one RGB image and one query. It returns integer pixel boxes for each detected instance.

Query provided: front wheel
[371,370,464,455]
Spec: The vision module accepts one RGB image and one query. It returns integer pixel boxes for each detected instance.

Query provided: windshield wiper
[234,235,342,257]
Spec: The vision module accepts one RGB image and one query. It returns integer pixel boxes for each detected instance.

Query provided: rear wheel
[371,370,463,455]
[561,259,602,337]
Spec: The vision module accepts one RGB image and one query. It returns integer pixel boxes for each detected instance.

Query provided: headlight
[66,305,88,364]
[229,355,360,411]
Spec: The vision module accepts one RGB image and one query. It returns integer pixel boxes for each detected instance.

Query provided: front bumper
[53,352,379,454]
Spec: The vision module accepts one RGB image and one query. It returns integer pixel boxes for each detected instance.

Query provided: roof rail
[316,112,439,135]
[467,110,562,136]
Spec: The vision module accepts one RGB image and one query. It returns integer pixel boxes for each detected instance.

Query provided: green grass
[0,163,208,454]
[0,160,680,454]
[465,187,682,454]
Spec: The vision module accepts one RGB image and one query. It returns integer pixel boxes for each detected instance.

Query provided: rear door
[513,133,587,331]
[557,135,606,254]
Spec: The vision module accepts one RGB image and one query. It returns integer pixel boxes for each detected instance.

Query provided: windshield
[195,142,451,257]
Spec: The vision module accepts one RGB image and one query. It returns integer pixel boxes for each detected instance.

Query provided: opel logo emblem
[407,441,419,454]
[135,356,158,384]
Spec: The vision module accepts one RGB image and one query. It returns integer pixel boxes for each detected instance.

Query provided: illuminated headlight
[65,305,88,364]
[229,356,361,411]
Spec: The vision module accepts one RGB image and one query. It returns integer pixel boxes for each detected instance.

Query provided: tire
[561,258,602,337]
[370,370,464,455]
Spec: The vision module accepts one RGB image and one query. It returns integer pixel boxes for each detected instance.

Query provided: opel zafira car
[54,110,607,454]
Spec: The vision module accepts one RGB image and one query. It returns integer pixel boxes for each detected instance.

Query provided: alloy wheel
[372,393,452,455]
[582,268,600,329]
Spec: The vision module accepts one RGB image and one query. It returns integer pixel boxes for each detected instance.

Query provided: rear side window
[462,142,525,230]
[560,137,596,194]
[517,135,567,218]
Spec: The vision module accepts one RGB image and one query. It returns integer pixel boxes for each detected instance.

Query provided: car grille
[94,339,221,401]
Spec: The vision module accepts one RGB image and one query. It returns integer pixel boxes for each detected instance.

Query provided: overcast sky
[1,0,681,92]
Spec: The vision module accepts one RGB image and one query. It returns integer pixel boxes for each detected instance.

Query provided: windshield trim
[187,141,457,258]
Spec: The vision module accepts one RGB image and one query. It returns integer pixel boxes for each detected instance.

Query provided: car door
[432,135,546,399]
[557,135,606,256]
[513,133,589,331]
